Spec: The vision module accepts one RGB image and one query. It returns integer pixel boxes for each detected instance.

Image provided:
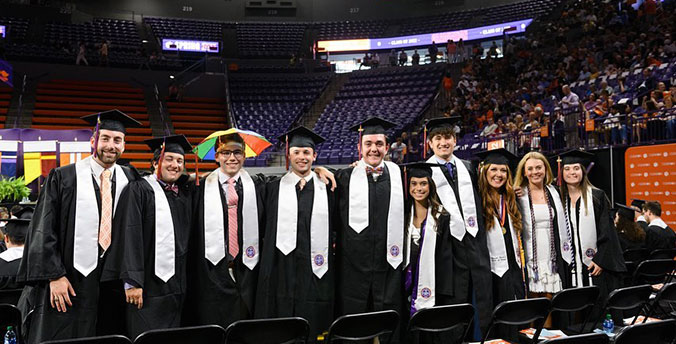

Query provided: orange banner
[625,143,676,227]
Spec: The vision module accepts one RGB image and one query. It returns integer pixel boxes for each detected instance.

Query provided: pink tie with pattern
[226,178,239,259]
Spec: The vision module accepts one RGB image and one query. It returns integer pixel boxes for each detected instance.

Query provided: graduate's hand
[126,287,144,309]
[514,186,524,198]
[315,167,337,191]
[589,261,603,276]
[49,276,75,313]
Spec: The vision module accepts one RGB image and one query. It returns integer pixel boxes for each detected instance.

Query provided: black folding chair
[42,335,132,344]
[224,317,309,344]
[614,319,676,344]
[0,288,23,305]
[481,297,551,344]
[644,282,676,320]
[407,304,474,342]
[589,284,653,331]
[632,259,676,285]
[550,286,600,333]
[542,332,609,344]
[134,325,225,344]
[325,310,399,344]
[0,304,22,343]
[624,248,650,284]
[650,248,676,260]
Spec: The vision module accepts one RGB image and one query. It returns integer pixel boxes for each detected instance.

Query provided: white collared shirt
[287,171,313,186]
[90,157,114,187]
[218,168,241,199]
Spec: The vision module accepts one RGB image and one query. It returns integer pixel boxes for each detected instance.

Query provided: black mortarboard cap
[144,135,192,156]
[558,149,595,167]
[80,109,142,134]
[615,203,636,221]
[2,206,33,242]
[12,205,34,220]
[475,148,518,166]
[349,117,398,136]
[630,198,646,209]
[401,162,446,179]
[424,116,461,133]
[278,126,325,149]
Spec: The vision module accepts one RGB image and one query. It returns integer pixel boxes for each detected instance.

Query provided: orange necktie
[99,169,112,251]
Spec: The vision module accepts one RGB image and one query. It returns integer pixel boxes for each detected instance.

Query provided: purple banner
[162,39,220,53]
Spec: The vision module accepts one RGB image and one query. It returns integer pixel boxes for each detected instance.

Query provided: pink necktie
[99,169,112,251]
[226,178,239,259]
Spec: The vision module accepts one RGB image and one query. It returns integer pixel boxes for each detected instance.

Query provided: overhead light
[142,39,148,43]
[169,75,175,79]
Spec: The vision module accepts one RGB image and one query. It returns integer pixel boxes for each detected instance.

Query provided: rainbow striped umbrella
[193,128,272,161]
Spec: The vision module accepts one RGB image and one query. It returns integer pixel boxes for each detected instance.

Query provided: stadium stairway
[30,79,155,171]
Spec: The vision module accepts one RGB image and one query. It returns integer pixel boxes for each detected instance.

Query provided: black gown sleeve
[591,188,626,273]
[118,180,150,288]
[16,168,66,283]
[435,214,455,297]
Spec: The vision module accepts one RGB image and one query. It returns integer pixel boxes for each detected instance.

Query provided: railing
[454,108,676,159]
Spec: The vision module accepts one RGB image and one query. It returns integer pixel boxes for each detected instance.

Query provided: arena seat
[32,79,152,170]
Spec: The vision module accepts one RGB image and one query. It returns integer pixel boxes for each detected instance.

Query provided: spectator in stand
[488,41,499,58]
[446,39,457,64]
[412,50,420,66]
[614,76,627,94]
[429,41,438,63]
[372,53,380,68]
[407,132,421,162]
[390,136,407,163]
[553,107,566,149]
[457,39,466,62]
[600,80,613,96]
[442,70,453,104]
[604,103,628,145]
[359,53,370,70]
[561,85,581,147]
[389,49,397,67]
[76,41,88,66]
[480,118,498,137]
[399,50,408,66]
[99,39,109,67]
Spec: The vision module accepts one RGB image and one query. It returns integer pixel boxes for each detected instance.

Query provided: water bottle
[4,326,16,344]
[602,314,614,334]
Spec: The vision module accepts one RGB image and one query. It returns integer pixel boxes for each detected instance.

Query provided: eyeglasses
[218,150,244,158]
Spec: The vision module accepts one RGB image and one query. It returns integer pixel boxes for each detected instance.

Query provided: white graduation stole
[567,188,598,270]
[73,156,128,277]
[427,155,479,241]
[405,206,438,311]
[487,215,521,277]
[143,175,176,282]
[518,185,573,266]
[0,247,23,263]
[276,171,330,278]
[203,169,259,269]
[650,218,669,229]
[348,160,404,269]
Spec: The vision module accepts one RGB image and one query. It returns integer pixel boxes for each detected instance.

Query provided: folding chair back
[551,286,600,333]
[623,248,649,262]
[481,297,551,344]
[650,248,676,260]
[326,310,399,343]
[42,335,132,344]
[590,284,653,330]
[0,304,22,342]
[224,317,309,344]
[632,259,676,285]
[408,304,474,339]
[614,319,676,344]
[542,332,609,344]
[645,282,676,320]
[0,289,23,305]
[134,325,225,344]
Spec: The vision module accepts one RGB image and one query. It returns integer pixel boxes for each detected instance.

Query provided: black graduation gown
[335,167,403,318]
[255,177,335,342]
[491,215,527,305]
[118,176,195,339]
[618,233,647,251]
[16,163,138,343]
[645,223,676,252]
[0,255,21,290]
[183,172,267,329]
[434,159,493,333]
[565,188,626,324]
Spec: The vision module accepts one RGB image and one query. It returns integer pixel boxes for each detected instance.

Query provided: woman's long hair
[513,151,554,187]
[478,163,523,234]
[404,176,446,233]
[559,165,593,216]
[616,215,646,242]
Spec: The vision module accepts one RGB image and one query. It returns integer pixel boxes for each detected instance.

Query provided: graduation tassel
[556,156,562,187]
[285,134,289,171]
[422,125,427,159]
[404,167,408,195]
[585,162,594,175]
[357,125,363,160]
[93,114,101,158]
[194,154,200,186]
[156,138,166,180]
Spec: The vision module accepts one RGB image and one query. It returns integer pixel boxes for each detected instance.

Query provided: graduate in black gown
[334,117,406,342]
[17,110,142,343]
[557,150,626,290]
[475,149,527,305]
[119,135,195,339]
[424,117,492,339]
[256,127,335,342]
[631,199,649,232]
[401,163,456,344]
[614,203,647,252]
[643,201,676,252]
[0,206,32,290]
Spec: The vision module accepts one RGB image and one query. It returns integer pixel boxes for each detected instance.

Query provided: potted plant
[0,177,31,203]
